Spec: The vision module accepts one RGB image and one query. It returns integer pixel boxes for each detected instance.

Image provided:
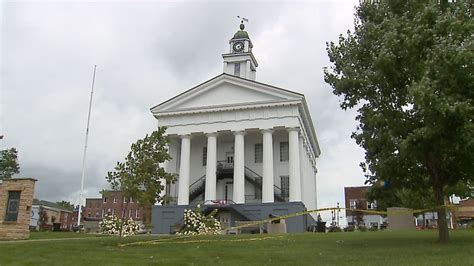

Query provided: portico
[172,127,305,205]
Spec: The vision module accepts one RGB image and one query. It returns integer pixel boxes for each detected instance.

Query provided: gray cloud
[2,0,363,224]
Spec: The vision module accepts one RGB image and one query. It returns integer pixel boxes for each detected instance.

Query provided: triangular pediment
[151,74,303,114]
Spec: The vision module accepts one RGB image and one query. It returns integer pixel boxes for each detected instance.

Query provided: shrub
[344,226,355,232]
[358,226,368,232]
[99,215,141,237]
[369,226,378,231]
[328,226,342,233]
[177,205,222,236]
[468,222,474,229]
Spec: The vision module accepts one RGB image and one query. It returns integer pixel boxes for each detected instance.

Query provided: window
[5,191,21,222]
[349,199,357,209]
[203,147,207,166]
[254,144,263,163]
[101,209,105,217]
[103,197,107,203]
[113,197,116,203]
[128,209,132,218]
[129,197,133,203]
[136,209,140,219]
[280,142,289,161]
[367,201,377,210]
[234,63,240,76]
[281,176,289,201]
[123,197,127,203]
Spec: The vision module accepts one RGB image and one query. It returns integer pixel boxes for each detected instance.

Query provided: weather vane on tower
[237,16,249,30]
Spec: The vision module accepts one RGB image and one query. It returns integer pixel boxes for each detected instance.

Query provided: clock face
[233,41,244,53]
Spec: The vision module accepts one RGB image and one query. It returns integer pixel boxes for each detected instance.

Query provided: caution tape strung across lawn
[118,205,452,247]
[222,205,452,233]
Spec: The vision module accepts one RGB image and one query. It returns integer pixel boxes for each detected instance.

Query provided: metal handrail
[189,174,206,189]
[244,166,283,191]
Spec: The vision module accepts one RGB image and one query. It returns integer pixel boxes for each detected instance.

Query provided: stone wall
[0,178,36,240]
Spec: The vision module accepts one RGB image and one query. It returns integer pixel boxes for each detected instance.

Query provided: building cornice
[222,52,258,67]
[153,99,300,117]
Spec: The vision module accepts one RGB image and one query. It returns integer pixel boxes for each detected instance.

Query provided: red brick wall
[84,191,146,222]
[344,186,369,217]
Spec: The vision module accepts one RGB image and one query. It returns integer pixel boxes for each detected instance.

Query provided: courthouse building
[151,22,321,233]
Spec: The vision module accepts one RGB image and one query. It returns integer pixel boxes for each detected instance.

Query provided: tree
[106,127,176,227]
[56,201,74,211]
[325,0,473,243]
[0,148,20,179]
[38,207,49,231]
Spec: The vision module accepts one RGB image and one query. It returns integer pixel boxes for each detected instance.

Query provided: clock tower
[222,21,258,80]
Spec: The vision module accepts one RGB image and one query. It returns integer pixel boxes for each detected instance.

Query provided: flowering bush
[177,205,221,236]
[99,215,141,237]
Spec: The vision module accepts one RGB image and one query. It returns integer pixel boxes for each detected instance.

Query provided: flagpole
[77,65,97,227]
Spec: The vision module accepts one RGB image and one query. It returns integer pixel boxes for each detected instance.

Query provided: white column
[288,128,302,202]
[245,60,251,79]
[178,135,191,205]
[205,133,217,201]
[233,131,245,204]
[262,129,274,203]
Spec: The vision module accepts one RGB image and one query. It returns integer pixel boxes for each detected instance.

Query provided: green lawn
[28,231,105,240]
[1,230,473,265]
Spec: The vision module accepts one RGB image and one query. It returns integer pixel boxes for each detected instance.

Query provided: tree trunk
[433,182,449,243]
[422,212,426,229]
[426,153,449,244]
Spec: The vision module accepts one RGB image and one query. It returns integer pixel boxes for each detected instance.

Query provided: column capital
[261,128,274,134]
[180,134,192,139]
[287,127,300,133]
[206,132,218,138]
[233,130,246,136]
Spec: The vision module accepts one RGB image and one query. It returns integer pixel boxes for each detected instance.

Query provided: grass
[1,230,473,265]
[28,231,104,240]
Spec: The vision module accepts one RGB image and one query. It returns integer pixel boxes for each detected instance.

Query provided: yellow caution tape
[223,206,450,232]
[119,235,284,247]
[118,205,452,247]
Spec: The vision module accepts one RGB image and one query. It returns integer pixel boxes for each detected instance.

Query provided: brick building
[31,199,76,231]
[344,186,384,228]
[453,198,474,228]
[83,191,150,224]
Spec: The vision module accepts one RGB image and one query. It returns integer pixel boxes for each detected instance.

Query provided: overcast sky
[1,0,364,223]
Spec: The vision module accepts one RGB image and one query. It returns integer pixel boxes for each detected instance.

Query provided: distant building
[31,199,76,231]
[344,186,385,228]
[453,198,474,228]
[83,191,149,224]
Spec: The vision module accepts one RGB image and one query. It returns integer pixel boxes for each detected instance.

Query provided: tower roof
[232,22,250,39]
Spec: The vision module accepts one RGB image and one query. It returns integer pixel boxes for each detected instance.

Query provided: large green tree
[325,0,473,243]
[0,148,20,179]
[106,127,176,224]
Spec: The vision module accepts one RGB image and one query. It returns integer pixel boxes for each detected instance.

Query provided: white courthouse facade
[151,22,321,233]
